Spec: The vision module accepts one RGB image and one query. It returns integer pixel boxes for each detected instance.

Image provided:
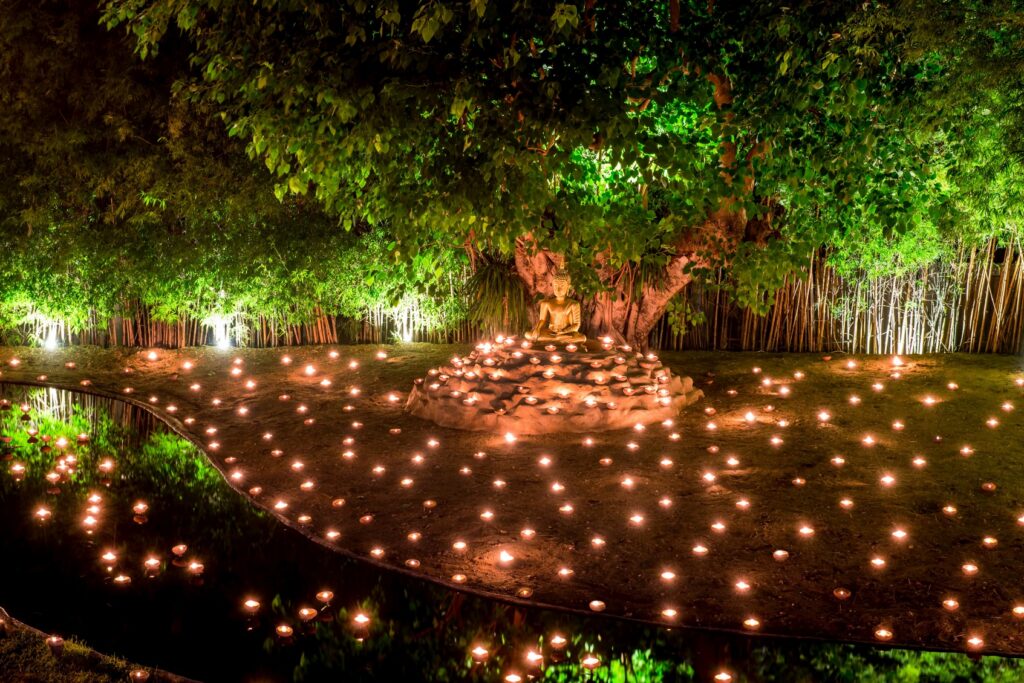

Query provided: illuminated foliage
[96,0,1024,345]
[0,1,1021,346]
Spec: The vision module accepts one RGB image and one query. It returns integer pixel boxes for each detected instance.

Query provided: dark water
[0,384,1021,682]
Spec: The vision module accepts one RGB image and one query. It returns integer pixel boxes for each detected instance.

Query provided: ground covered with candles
[3,344,1024,660]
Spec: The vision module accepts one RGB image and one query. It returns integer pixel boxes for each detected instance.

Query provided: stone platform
[405,337,702,433]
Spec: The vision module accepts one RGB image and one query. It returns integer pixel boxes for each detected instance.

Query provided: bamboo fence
[4,238,1023,354]
[651,238,1024,354]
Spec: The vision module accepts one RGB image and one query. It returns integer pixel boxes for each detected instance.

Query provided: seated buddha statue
[525,268,587,344]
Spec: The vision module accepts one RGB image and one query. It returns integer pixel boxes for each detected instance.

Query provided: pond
[0,383,1021,682]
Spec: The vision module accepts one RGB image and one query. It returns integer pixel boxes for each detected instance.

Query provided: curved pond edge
[4,377,1019,659]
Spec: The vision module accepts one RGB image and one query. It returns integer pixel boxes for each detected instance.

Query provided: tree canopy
[96,0,1024,346]
[0,0,466,344]
[0,0,1021,347]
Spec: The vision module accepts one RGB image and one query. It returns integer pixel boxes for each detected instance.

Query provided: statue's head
[551,268,571,298]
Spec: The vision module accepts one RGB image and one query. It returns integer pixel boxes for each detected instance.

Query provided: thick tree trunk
[515,231,709,351]
[512,70,769,351]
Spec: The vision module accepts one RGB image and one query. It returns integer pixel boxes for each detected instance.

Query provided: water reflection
[0,384,1021,682]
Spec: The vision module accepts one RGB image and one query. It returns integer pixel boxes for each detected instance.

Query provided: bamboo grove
[1,237,1021,354]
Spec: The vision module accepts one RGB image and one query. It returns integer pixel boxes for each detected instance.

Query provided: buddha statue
[525,268,587,344]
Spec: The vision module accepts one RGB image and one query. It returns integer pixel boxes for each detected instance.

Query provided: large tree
[101,0,1021,348]
[1,0,469,344]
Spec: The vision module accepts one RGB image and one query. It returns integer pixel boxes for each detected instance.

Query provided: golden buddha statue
[525,268,587,344]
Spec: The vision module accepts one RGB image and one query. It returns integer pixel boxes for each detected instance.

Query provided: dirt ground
[3,344,1024,655]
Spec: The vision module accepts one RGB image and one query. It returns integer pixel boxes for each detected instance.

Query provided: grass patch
[0,626,132,683]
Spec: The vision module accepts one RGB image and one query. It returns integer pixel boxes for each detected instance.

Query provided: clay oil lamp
[46,635,64,659]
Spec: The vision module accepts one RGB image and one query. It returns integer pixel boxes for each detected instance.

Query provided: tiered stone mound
[406,337,702,433]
